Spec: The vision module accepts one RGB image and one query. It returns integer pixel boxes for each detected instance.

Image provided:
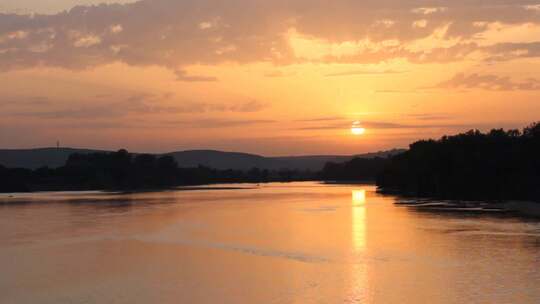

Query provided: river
[1,182,539,303]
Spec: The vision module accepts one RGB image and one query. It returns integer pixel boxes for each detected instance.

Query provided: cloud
[0,95,50,106]
[264,70,296,78]
[374,89,421,94]
[485,41,540,61]
[4,117,277,131]
[73,34,102,48]
[296,114,453,125]
[295,119,504,132]
[1,0,540,71]
[296,120,411,130]
[160,118,275,128]
[226,100,267,112]
[411,7,447,15]
[412,19,428,29]
[109,24,123,34]
[524,5,540,12]
[4,93,268,119]
[295,116,344,122]
[433,73,540,91]
[325,69,405,77]
[174,69,218,82]
[406,113,452,121]
[173,100,267,113]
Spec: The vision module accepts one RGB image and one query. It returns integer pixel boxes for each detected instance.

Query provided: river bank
[395,198,540,218]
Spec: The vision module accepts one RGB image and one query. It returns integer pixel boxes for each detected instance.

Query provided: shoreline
[395,198,540,218]
[0,180,329,203]
[0,179,320,196]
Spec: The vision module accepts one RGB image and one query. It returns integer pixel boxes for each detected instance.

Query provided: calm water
[1,182,539,303]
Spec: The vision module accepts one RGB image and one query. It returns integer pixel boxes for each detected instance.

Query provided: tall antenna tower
[57,140,60,149]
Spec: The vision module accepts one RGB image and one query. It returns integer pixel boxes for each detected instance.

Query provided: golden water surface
[1,182,539,303]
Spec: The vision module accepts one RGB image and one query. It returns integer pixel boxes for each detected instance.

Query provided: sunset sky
[1,0,540,155]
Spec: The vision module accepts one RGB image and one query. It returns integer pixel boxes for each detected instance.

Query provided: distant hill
[155,149,405,171]
[270,150,404,171]
[165,150,353,171]
[0,147,405,171]
[0,148,103,170]
[165,150,275,171]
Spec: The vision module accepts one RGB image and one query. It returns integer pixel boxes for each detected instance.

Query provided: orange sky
[1,0,540,155]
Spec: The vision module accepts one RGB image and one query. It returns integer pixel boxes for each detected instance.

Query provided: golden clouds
[1,0,540,71]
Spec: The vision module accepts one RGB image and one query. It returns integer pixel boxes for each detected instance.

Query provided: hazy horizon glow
[1,0,540,155]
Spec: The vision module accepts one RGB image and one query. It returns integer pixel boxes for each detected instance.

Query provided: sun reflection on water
[352,190,366,252]
[348,189,368,302]
[352,189,366,205]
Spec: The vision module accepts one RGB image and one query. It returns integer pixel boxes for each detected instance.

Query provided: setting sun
[351,121,366,135]
[351,127,366,135]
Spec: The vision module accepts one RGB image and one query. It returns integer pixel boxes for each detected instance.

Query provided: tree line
[376,122,540,201]
[0,149,315,192]
[320,157,388,181]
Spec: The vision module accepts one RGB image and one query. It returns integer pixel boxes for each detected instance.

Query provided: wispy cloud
[411,7,448,15]
[295,120,488,131]
[160,119,276,128]
[5,94,268,119]
[405,113,452,121]
[295,116,344,122]
[264,71,297,78]
[433,73,540,91]
[324,69,406,77]
[374,89,422,94]
[296,121,408,130]
[174,69,218,82]
[0,96,50,106]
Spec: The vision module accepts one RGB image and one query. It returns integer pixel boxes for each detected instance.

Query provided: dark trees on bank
[38,150,181,190]
[0,150,316,192]
[376,122,540,201]
[321,157,388,181]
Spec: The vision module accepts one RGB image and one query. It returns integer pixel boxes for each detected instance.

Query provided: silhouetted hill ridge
[0,148,104,170]
[0,148,405,171]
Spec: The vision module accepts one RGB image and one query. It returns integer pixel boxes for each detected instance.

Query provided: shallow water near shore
[1,182,539,303]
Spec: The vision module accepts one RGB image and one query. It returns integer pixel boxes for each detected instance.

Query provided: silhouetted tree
[321,157,388,181]
[377,122,540,201]
[0,149,321,192]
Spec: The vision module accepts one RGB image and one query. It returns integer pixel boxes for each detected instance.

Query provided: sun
[351,121,366,135]
[351,126,366,135]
